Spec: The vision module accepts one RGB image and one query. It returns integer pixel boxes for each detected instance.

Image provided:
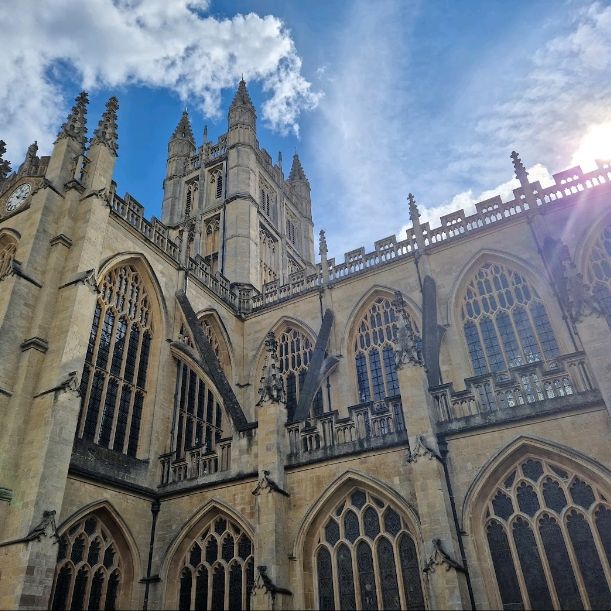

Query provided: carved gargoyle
[423,538,465,574]
[406,434,441,464]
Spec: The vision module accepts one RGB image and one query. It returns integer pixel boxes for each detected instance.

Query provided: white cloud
[0,0,319,163]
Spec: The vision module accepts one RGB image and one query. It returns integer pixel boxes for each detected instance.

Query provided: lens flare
[571,122,611,171]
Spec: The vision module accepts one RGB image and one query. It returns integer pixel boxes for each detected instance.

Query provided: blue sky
[2,0,611,259]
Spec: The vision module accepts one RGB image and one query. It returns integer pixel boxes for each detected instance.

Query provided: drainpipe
[142,499,161,611]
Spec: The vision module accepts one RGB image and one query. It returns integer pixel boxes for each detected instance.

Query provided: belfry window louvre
[353,296,415,403]
[0,234,17,280]
[483,457,611,610]
[77,265,152,456]
[50,514,122,611]
[275,326,324,420]
[314,488,426,610]
[172,360,224,459]
[587,222,611,317]
[461,262,560,375]
[177,516,254,611]
[216,174,223,199]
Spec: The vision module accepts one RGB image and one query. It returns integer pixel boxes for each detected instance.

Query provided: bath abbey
[0,81,610,611]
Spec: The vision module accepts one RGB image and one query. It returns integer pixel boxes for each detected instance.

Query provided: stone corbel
[406,434,441,464]
[423,538,465,574]
[253,565,292,599]
[252,470,290,497]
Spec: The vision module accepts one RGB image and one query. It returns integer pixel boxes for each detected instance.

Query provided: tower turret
[162,110,196,225]
[227,79,256,145]
[85,96,119,193]
[288,153,312,218]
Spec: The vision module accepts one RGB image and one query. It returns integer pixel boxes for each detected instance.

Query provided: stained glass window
[50,514,123,611]
[353,296,419,402]
[77,265,153,456]
[482,456,611,610]
[172,360,224,459]
[177,516,254,610]
[461,262,559,374]
[314,488,425,609]
[586,223,611,317]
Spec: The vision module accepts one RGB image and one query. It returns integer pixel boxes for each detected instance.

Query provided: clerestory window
[77,265,152,457]
[483,457,611,610]
[461,262,559,375]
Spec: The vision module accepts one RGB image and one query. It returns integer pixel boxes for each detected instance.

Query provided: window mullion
[504,518,532,610]
[531,513,561,610]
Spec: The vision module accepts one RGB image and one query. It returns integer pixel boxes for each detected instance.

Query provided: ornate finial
[392,290,424,368]
[230,78,255,110]
[0,140,11,180]
[288,153,308,182]
[26,141,38,161]
[91,96,119,155]
[408,193,420,225]
[510,150,528,181]
[56,91,89,146]
[203,124,208,142]
[172,109,195,143]
[257,332,286,405]
[277,151,283,168]
[319,229,328,257]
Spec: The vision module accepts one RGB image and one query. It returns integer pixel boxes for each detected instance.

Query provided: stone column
[394,302,469,610]
[251,332,292,610]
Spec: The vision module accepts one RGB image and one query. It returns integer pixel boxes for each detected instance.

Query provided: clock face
[6,183,31,212]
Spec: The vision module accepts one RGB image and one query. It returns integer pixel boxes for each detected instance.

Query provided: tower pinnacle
[56,91,89,146]
[91,96,119,155]
[230,78,255,111]
[288,153,308,183]
[510,150,528,182]
[228,79,256,133]
[172,110,195,144]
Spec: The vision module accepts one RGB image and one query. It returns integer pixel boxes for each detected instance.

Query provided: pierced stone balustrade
[431,352,597,427]
[159,439,232,487]
[287,397,406,464]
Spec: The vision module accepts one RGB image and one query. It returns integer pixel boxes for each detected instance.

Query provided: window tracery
[185,180,198,217]
[77,265,153,456]
[586,222,611,317]
[353,296,417,402]
[461,262,560,375]
[209,167,223,201]
[483,457,611,610]
[314,488,426,610]
[173,360,225,459]
[286,215,297,246]
[50,514,123,611]
[0,234,17,281]
[259,176,276,222]
[177,515,254,611]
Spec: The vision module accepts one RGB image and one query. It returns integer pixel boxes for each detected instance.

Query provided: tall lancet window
[275,326,324,420]
[314,488,426,610]
[482,457,611,610]
[77,265,153,456]
[461,262,559,375]
[353,296,417,403]
[587,222,611,317]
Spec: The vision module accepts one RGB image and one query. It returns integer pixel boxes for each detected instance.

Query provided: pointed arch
[161,499,255,610]
[50,500,139,611]
[344,287,420,404]
[195,308,234,379]
[76,252,165,457]
[464,436,611,610]
[293,470,425,611]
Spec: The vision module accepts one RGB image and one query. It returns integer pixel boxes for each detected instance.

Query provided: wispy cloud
[0,0,319,162]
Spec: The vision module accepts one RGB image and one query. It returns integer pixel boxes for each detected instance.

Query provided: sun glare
[571,122,611,171]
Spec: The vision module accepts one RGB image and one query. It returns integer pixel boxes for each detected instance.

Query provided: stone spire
[56,91,88,146]
[408,193,426,251]
[91,96,119,155]
[228,79,256,133]
[172,110,195,144]
[510,150,528,182]
[511,150,538,209]
[230,78,255,111]
[288,153,308,183]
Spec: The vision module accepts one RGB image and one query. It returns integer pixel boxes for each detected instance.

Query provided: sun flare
[571,122,611,171]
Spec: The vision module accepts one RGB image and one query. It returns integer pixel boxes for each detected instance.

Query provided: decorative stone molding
[406,434,441,464]
[253,565,292,599]
[423,538,465,574]
[20,337,49,353]
[0,487,13,503]
[256,331,286,405]
[49,234,73,249]
[251,470,290,497]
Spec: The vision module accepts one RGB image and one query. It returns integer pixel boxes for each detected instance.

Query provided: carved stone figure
[257,331,286,405]
[392,291,424,368]
[562,258,601,322]
[423,538,465,574]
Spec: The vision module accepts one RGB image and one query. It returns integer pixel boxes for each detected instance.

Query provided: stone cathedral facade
[0,81,610,611]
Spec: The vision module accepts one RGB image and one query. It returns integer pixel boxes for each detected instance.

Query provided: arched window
[185,181,198,217]
[353,296,417,403]
[586,222,611,317]
[216,174,223,199]
[77,265,153,456]
[274,325,323,420]
[177,515,254,611]
[483,457,611,610]
[461,262,559,375]
[173,360,225,459]
[0,233,17,281]
[314,488,426,610]
[200,315,231,377]
[50,513,124,611]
